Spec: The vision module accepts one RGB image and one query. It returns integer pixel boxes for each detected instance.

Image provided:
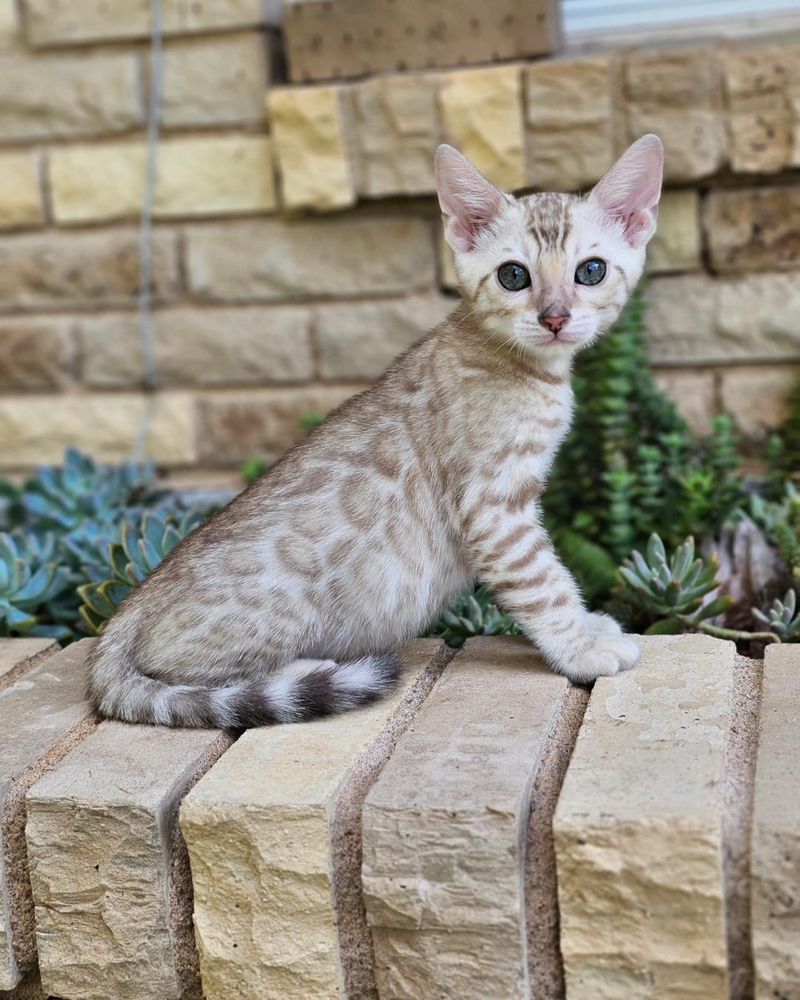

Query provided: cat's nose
[538,307,571,334]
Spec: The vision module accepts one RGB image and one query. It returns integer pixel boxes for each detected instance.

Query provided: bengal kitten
[88,134,664,728]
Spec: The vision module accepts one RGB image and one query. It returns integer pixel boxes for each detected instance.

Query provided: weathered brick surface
[315,295,452,381]
[624,46,726,181]
[195,384,362,465]
[186,216,435,302]
[648,190,701,274]
[269,85,356,211]
[719,365,797,442]
[23,0,267,46]
[526,56,614,191]
[0,0,17,49]
[0,154,43,230]
[706,186,800,274]
[353,74,439,198]
[180,640,447,1000]
[0,52,140,141]
[0,317,74,391]
[0,641,95,991]
[49,135,275,224]
[440,65,525,191]
[653,368,716,436]
[752,644,800,1000]
[26,723,231,1000]
[160,33,269,128]
[555,634,736,999]
[363,636,569,1000]
[0,640,56,684]
[79,307,313,387]
[0,393,195,467]
[0,229,180,311]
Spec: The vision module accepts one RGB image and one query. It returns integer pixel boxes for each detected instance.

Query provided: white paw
[561,614,640,683]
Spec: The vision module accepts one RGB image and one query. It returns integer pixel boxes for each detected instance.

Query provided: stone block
[49,135,275,224]
[624,46,726,181]
[0,51,140,141]
[23,0,267,46]
[705,186,800,274]
[648,189,701,273]
[719,365,798,442]
[752,644,800,1000]
[653,368,716,436]
[0,229,179,310]
[195,384,361,465]
[79,307,312,388]
[0,640,56,684]
[180,640,448,1000]
[353,74,439,198]
[0,640,95,990]
[362,636,572,1000]
[440,65,525,191]
[0,154,43,230]
[526,56,615,191]
[0,0,17,49]
[0,317,74,391]
[26,723,231,1000]
[186,216,435,301]
[555,634,736,999]
[315,295,452,381]
[0,392,195,467]
[160,33,269,128]
[268,85,356,211]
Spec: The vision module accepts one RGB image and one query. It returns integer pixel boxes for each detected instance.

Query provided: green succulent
[0,532,72,638]
[430,584,522,647]
[753,589,800,642]
[749,483,800,587]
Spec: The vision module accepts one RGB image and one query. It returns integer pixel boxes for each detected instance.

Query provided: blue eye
[497,262,531,291]
[575,258,606,286]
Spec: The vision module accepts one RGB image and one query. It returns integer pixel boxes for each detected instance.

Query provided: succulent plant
[753,589,800,642]
[0,532,72,638]
[430,584,522,647]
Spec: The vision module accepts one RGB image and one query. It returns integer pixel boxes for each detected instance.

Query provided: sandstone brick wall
[0,3,799,473]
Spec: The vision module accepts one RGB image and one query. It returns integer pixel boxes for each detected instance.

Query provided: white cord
[132,0,164,461]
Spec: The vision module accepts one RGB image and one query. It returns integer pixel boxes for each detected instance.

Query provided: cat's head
[435,135,663,361]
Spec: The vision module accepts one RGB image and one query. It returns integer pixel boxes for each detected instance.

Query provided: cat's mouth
[528,331,587,348]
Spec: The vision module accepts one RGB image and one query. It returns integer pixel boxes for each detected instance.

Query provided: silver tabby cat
[88,134,664,728]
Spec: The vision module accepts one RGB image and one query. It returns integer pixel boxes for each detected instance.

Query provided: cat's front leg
[466,509,639,682]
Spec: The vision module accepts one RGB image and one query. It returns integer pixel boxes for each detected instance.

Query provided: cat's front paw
[560,613,640,683]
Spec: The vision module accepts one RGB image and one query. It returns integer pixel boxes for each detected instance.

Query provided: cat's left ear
[435,144,508,252]
[590,134,664,248]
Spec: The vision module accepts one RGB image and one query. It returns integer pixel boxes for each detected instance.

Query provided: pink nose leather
[538,310,570,334]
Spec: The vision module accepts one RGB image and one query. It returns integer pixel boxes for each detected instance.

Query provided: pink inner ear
[592,135,663,246]
[435,146,505,252]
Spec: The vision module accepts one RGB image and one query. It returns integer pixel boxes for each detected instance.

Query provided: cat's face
[436,136,663,362]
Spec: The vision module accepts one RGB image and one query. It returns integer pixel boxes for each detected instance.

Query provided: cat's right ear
[435,145,507,253]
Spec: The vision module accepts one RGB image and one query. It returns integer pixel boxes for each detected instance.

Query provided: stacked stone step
[0,634,798,998]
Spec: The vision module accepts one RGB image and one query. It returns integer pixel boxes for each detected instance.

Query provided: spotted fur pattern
[88,135,664,728]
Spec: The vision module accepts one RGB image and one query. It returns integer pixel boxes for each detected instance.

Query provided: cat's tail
[87,650,402,729]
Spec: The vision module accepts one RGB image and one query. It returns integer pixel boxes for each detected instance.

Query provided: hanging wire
[132,0,164,460]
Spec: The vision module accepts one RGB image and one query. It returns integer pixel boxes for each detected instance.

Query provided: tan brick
[27,723,230,1000]
[0,229,179,310]
[440,65,525,191]
[624,46,726,181]
[719,365,798,442]
[315,295,453,381]
[653,368,716,436]
[648,189,701,273]
[0,0,18,49]
[24,0,266,46]
[0,153,43,230]
[0,317,74,391]
[0,51,140,141]
[752,644,800,1000]
[186,216,435,301]
[196,385,362,465]
[556,635,736,999]
[723,43,800,174]
[79,307,312,387]
[49,135,275,224]
[180,641,446,1000]
[160,33,269,128]
[363,637,571,1000]
[0,640,56,683]
[0,641,95,990]
[0,393,195,467]
[353,74,439,198]
[268,85,356,211]
[705,186,800,274]
[526,56,615,191]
